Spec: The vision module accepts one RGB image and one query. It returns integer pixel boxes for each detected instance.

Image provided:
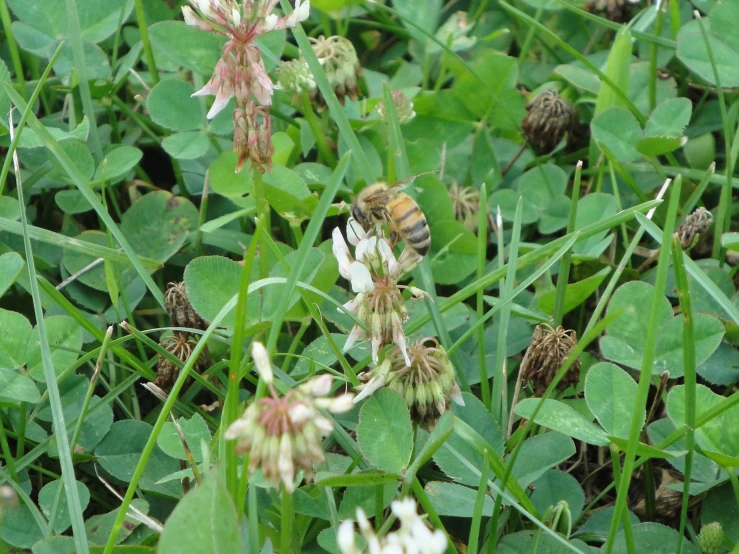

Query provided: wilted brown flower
[448,182,480,231]
[522,89,576,154]
[164,281,207,331]
[520,323,580,396]
[676,207,712,249]
[155,332,210,390]
[584,0,640,22]
[354,337,464,427]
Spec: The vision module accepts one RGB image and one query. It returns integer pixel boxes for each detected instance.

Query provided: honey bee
[350,174,431,256]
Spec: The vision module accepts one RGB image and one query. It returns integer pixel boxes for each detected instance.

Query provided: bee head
[351,201,370,231]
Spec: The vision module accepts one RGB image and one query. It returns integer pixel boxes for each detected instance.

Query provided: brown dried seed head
[676,207,712,249]
[522,90,577,154]
[154,332,209,390]
[520,323,580,396]
[584,0,639,23]
[164,282,207,331]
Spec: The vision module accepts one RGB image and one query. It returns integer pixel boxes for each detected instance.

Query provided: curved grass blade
[266,152,351,353]
[282,0,377,184]
[4,84,166,308]
[9,110,90,554]
[406,199,661,336]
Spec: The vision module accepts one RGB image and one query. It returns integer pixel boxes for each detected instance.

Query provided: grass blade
[4,83,166,308]
[9,110,90,554]
[604,175,682,553]
[671,235,696,554]
[266,152,351,353]
[491,198,522,426]
[552,162,582,325]
[65,0,103,161]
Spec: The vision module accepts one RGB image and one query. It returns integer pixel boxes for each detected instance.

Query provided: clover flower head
[337,499,447,554]
[354,337,464,427]
[225,343,353,492]
[377,90,416,125]
[333,222,426,365]
[182,0,311,172]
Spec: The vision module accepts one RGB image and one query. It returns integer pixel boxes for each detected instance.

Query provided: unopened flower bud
[276,59,316,96]
[697,522,723,554]
[251,342,273,384]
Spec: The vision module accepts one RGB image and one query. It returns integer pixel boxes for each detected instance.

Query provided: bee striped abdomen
[388,194,430,256]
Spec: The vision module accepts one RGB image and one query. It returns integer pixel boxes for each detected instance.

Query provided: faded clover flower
[164,281,207,331]
[182,0,311,172]
[155,332,210,390]
[448,182,480,231]
[156,281,210,390]
[376,90,416,125]
[338,498,447,554]
[310,35,361,103]
[276,58,316,96]
[676,206,712,249]
[354,337,464,427]
[225,342,354,492]
[520,323,580,397]
[583,0,640,23]
[333,220,425,366]
[521,89,576,154]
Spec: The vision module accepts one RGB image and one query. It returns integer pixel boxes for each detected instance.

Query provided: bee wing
[388,170,438,192]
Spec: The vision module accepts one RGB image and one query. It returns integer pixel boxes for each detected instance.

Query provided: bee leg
[390,232,398,247]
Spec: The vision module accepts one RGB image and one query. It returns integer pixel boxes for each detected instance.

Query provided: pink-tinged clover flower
[224,342,352,492]
[181,0,310,172]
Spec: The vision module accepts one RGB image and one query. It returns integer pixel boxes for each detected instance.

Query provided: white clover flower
[337,500,447,554]
[225,349,353,492]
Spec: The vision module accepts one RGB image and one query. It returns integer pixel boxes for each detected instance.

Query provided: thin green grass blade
[680,163,715,222]
[65,0,103,161]
[0,43,64,197]
[694,12,733,261]
[551,0,676,49]
[283,1,377,184]
[224,223,261,505]
[604,175,682,553]
[266,152,351,353]
[4,84,166,308]
[448,233,580,356]
[584,179,670,336]
[9,111,90,554]
[477,184,490,408]
[635,212,739,327]
[0,217,161,268]
[442,442,586,553]
[407,199,661,337]
[671,235,696,554]
[467,449,490,554]
[383,82,411,180]
[491,198,521,426]
[552,162,582,325]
